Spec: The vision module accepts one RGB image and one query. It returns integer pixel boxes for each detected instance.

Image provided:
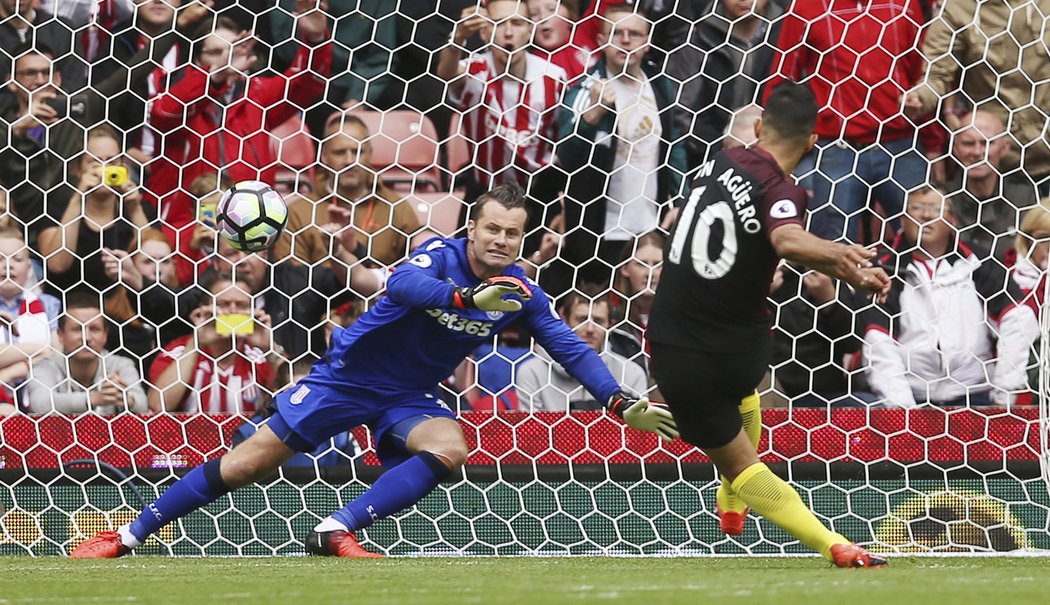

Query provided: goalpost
[1,406,1046,556]
[1039,278,1050,492]
[1,2,1049,558]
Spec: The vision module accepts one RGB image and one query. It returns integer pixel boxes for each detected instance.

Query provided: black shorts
[650,339,771,449]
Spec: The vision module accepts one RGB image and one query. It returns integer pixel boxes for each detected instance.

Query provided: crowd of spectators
[0,0,1048,420]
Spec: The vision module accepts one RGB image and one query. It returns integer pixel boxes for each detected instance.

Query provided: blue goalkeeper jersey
[315,237,621,403]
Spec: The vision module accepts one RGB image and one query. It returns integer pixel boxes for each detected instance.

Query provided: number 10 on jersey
[668,186,738,279]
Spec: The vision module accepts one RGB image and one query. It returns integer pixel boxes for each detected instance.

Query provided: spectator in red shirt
[148,272,277,414]
[146,4,332,272]
[765,0,928,243]
[90,0,213,168]
[570,0,618,56]
[528,0,588,83]
[436,0,567,238]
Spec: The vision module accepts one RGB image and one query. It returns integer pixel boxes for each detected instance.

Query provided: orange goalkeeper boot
[716,503,749,535]
[69,531,131,559]
[305,529,384,558]
[829,543,888,568]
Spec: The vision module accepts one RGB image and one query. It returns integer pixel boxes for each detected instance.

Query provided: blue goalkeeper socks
[128,459,232,543]
[331,451,451,531]
[126,452,449,543]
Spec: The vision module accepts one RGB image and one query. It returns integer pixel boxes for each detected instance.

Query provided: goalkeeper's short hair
[470,183,527,220]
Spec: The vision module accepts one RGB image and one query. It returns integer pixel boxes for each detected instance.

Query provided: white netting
[0,0,1048,557]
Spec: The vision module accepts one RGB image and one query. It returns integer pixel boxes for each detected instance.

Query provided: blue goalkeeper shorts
[268,373,456,467]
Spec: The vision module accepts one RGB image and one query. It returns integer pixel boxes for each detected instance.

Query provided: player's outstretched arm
[770,224,891,302]
[607,392,679,442]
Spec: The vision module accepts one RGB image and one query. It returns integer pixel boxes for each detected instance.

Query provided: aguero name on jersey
[314,237,620,403]
[647,146,807,353]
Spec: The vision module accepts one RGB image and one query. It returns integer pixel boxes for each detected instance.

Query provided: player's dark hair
[762,81,817,144]
[470,183,527,221]
[59,292,104,331]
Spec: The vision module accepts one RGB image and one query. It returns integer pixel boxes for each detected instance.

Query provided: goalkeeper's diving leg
[69,424,297,558]
[305,415,461,558]
[705,430,888,568]
[70,415,463,559]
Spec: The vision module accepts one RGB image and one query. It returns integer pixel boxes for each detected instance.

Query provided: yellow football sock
[717,391,763,514]
[730,462,848,560]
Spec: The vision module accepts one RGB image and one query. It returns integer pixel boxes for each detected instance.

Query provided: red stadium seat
[406,191,467,237]
[337,110,443,193]
[270,115,317,194]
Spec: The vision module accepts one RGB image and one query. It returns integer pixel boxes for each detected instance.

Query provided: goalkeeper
[71,183,677,559]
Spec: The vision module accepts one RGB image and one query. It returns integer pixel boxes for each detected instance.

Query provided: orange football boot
[305,529,384,558]
[69,531,131,559]
[829,543,888,568]
[716,504,749,535]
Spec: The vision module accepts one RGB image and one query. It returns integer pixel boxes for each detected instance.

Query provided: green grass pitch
[2,557,1049,605]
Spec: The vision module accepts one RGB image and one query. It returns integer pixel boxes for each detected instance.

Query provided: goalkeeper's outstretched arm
[522,285,678,441]
[384,244,459,309]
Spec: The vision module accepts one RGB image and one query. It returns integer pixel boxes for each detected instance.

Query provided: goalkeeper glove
[607,392,679,442]
[452,276,532,312]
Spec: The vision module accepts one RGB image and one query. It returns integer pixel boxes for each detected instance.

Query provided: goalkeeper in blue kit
[71,183,677,558]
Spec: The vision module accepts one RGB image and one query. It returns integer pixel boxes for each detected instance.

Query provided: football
[215,180,289,252]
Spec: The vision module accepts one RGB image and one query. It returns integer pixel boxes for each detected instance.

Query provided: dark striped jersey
[647,146,807,352]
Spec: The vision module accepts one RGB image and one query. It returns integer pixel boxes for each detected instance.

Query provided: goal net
[1,1,1048,557]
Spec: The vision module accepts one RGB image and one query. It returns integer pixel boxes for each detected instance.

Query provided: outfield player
[647,82,891,568]
[70,184,677,559]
